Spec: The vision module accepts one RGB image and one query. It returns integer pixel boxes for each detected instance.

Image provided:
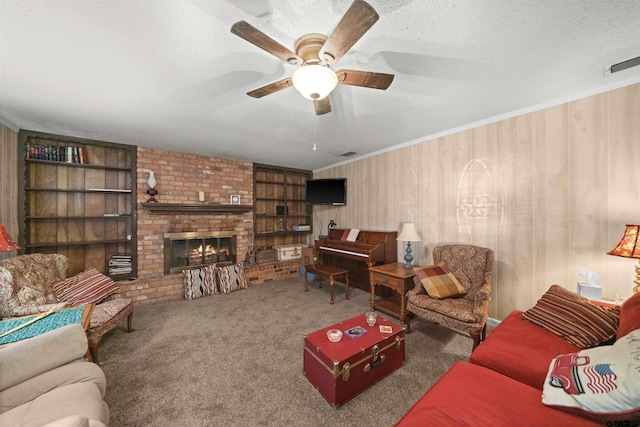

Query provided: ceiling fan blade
[231,21,302,65]
[336,69,394,90]
[247,77,293,98]
[313,97,331,115]
[319,0,379,64]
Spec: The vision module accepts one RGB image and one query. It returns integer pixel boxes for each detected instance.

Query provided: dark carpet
[100,276,472,426]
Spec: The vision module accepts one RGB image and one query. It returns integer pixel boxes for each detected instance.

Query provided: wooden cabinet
[18,130,137,280]
[253,164,312,250]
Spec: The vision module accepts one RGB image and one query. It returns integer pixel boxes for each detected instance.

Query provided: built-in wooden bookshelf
[18,130,137,280]
[253,164,312,249]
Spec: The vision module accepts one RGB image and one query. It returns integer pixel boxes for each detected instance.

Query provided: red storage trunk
[303,313,405,408]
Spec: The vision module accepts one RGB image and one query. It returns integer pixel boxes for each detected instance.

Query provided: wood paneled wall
[314,83,640,320]
[0,124,19,260]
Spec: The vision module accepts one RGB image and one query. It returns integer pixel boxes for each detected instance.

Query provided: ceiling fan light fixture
[292,65,338,100]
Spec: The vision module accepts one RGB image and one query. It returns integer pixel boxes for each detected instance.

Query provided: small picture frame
[230,195,241,205]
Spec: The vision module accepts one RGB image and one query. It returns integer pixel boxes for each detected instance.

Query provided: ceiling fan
[231,0,394,115]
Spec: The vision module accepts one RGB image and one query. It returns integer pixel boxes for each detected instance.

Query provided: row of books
[108,253,132,275]
[25,143,88,164]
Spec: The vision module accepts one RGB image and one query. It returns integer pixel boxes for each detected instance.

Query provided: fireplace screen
[164,231,236,274]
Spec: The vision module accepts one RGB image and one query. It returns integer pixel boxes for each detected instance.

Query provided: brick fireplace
[115,146,303,305]
[117,146,253,304]
[112,147,300,304]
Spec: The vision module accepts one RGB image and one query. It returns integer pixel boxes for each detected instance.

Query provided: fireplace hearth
[164,231,237,275]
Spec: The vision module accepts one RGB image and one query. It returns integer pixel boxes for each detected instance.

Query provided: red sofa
[396,289,640,426]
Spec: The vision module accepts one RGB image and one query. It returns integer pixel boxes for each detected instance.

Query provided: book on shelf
[109,260,131,267]
[109,253,132,268]
[25,143,88,165]
[109,266,132,274]
[111,253,132,259]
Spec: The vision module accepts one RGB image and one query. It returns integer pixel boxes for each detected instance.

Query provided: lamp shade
[292,65,338,100]
[608,225,640,259]
[147,170,156,188]
[397,223,422,242]
[0,220,20,252]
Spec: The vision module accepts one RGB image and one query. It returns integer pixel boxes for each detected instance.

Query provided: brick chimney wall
[121,146,254,303]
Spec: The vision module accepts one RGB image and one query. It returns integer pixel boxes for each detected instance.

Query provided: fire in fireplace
[164,231,237,274]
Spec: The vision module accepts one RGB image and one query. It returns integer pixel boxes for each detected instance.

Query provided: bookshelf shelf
[18,130,137,280]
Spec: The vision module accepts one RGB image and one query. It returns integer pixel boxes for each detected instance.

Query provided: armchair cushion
[520,285,620,349]
[0,324,87,392]
[0,254,67,318]
[413,262,466,299]
[52,268,119,305]
[407,291,478,323]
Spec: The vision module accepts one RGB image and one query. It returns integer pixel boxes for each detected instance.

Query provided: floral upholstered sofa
[0,253,134,363]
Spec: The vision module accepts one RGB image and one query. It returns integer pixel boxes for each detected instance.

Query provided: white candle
[198,191,205,202]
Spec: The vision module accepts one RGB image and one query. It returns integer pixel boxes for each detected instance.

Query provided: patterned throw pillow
[413,262,466,299]
[183,265,218,300]
[217,264,248,295]
[52,268,119,305]
[542,329,640,422]
[0,254,61,317]
[521,285,620,349]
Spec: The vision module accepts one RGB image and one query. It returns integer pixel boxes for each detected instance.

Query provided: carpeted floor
[100,276,472,426]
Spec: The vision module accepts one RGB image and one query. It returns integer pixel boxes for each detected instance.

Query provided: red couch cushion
[617,291,640,339]
[470,310,580,389]
[395,362,600,427]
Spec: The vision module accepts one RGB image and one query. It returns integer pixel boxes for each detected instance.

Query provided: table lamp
[607,224,640,294]
[397,223,422,268]
[0,220,20,252]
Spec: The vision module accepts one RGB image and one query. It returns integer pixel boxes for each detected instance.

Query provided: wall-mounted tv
[305,178,347,205]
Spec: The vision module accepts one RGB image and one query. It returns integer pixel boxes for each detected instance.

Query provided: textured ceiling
[1,0,640,171]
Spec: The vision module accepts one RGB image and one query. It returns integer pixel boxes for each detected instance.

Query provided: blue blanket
[0,306,85,345]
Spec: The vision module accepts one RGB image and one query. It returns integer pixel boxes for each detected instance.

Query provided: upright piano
[315,228,397,292]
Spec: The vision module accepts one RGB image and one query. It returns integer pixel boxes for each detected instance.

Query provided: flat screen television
[305,178,347,205]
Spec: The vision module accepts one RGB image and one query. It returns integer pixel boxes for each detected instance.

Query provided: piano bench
[303,264,350,305]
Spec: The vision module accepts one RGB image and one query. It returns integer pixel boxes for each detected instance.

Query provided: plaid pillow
[52,268,119,305]
[413,262,466,299]
[521,285,620,349]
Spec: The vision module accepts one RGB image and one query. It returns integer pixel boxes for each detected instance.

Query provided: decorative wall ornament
[456,158,506,236]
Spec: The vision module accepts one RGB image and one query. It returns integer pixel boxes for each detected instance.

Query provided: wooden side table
[369,262,416,332]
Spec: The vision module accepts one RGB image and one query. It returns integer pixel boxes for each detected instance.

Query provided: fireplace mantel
[141,203,253,214]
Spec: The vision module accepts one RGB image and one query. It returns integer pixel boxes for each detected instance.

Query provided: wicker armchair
[406,244,494,350]
[0,253,133,365]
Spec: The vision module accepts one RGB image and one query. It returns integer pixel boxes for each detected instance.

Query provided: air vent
[340,151,357,157]
[606,55,640,74]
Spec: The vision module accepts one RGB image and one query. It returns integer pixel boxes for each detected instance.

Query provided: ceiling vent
[340,151,357,157]
[605,55,640,75]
